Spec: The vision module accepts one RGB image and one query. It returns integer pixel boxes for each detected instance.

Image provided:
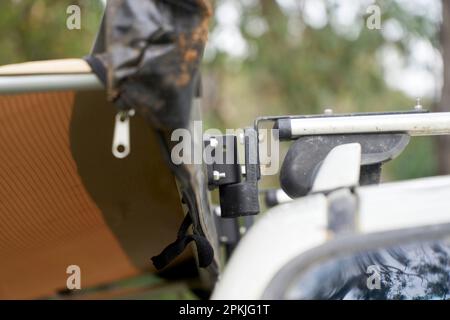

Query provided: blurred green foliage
[205,0,439,118]
[0,0,103,64]
[203,0,440,182]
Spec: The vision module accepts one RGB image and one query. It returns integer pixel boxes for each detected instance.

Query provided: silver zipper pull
[112,109,134,159]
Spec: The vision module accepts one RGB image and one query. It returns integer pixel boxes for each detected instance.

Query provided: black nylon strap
[151,214,214,270]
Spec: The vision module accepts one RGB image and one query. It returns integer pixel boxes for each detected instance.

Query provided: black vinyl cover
[87,0,212,130]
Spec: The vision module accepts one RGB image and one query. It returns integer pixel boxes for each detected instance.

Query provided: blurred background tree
[0,0,103,63]
[0,0,444,181]
[202,0,442,182]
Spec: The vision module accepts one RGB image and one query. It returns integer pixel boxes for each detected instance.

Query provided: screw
[414,98,423,111]
[213,170,226,181]
[210,137,219,148]
[324,108,333,115]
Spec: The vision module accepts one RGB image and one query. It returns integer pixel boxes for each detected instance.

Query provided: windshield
[284,238,450,300]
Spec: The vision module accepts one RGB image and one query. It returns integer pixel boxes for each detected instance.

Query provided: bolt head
[213,170,226,181]
[414,98,423,110]
[210,137,219,148]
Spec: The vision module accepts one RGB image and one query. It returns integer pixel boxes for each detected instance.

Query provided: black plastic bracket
[205,135,241,189]
[280,133,410,198]
[205,129,260,218]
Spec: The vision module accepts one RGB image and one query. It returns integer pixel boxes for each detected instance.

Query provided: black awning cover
[88,0,212,130]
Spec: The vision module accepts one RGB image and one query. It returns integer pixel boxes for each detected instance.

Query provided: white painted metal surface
[357,175,450,233]
[212,194,328,300]
[312,143,361,193]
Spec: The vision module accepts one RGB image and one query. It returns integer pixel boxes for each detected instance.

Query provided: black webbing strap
[151,214,214,270]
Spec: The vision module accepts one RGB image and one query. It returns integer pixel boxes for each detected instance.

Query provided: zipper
[112,109,135,159]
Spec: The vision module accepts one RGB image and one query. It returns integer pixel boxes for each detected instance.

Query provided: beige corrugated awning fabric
[0,60,187,299]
